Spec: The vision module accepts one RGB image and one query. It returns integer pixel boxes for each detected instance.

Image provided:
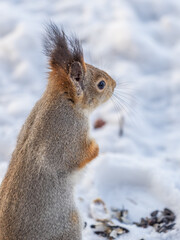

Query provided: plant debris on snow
[134,208,176,233]
[90,198,129,239]
[91,221,129,239]
[94,119,106,129]
[89,198,176,239]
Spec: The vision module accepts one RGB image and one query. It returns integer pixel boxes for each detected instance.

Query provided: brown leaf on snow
[94,119,106,129]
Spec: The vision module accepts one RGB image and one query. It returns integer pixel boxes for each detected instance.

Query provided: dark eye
[97,80,106,90]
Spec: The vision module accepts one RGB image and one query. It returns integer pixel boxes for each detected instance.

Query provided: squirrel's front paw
[78,139,99,169]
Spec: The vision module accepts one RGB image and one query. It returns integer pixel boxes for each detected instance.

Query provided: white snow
[0,0,180,239]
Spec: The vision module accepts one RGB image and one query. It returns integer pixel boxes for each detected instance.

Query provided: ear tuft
[43,22,85,72]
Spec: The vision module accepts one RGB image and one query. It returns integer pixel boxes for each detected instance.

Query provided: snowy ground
[0,0,180,239]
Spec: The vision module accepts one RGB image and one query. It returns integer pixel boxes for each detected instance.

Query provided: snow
[0,0,180,239]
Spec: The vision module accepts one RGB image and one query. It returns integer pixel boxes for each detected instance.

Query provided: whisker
[115,81,132,87]
[110,97,125,136]
[111,97,123,118]
[115,81,134,90]
[114,91,138,103]
[112,94,138,127]
[115,87,134,92]
[112,95,131,121]
[113,93,137,114]
[111,79,142,128]
[112,95,131,116]
[110,98,121,122]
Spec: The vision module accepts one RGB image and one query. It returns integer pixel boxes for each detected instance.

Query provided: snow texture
[0,0,180,239]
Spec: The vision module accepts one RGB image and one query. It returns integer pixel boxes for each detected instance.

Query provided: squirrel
[0,23,116,240]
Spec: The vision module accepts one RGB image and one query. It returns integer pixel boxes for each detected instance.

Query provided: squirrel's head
[44,23,116,112]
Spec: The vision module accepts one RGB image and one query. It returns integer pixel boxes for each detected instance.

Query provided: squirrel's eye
[97,80,106,90]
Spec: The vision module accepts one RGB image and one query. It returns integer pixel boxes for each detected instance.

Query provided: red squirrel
[0,22,116,240]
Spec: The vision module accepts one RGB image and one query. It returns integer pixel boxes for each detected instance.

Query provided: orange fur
[80,57,86,72]
[48,66,84,104]
[48,69,72,98]
[70,210,79,224]
[78,140,99,169]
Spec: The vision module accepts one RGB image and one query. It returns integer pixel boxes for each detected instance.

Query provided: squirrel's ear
[69,61,84,96]
[43,22,86,73]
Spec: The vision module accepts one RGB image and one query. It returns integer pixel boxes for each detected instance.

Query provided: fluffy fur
[44,22,84,71]
[0,23,116,240]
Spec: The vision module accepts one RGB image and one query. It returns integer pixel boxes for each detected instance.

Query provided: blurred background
[0,0,180,239]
